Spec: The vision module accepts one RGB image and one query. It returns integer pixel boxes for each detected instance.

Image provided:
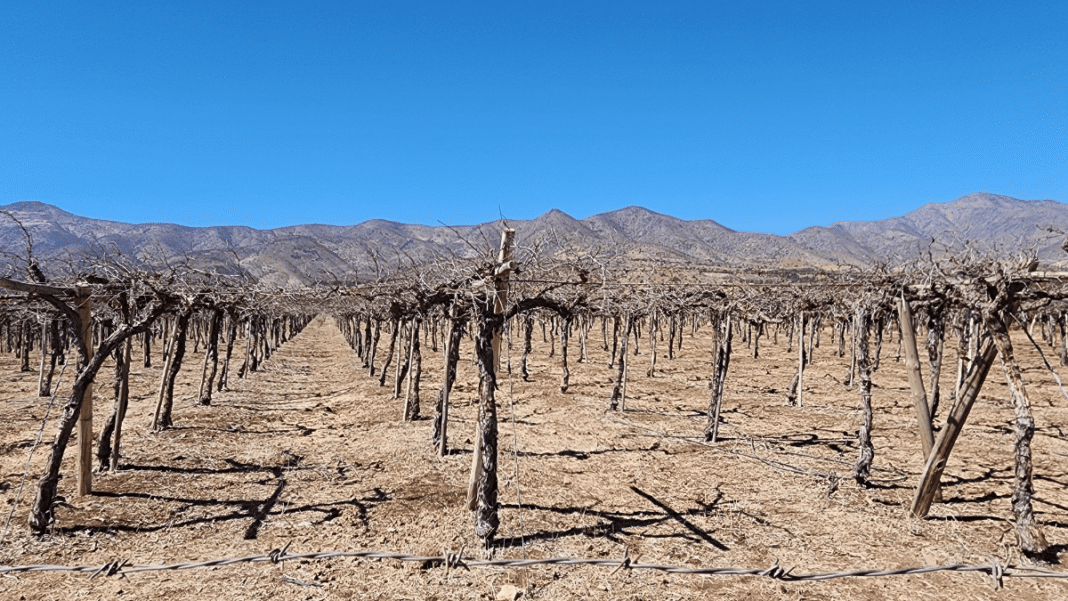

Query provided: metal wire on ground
[604,413,838,480]
[0,547,1064,590]
[610,408,910,481]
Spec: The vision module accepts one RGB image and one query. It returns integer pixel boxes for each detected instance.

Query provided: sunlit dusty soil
[1,315,1067,599]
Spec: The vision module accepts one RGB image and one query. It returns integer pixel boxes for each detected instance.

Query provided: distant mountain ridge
[0,192,1064,287]
[790,193,1068,265]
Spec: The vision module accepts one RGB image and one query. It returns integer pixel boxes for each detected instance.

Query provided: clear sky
[1,1,1064,234]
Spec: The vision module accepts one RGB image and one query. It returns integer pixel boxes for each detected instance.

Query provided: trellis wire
[0,547,1063,590]
[502,304,530,589]
[508,279,882,288]
[0,347,71,548]
[1009,312,1068,402]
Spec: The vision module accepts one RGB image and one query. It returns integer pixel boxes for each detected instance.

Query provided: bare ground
[1,315,1067,600]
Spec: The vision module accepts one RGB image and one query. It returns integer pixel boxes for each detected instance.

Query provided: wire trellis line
[0,547,1063,590]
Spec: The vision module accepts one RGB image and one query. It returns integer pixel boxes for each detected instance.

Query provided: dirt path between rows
[1,315,1067,599]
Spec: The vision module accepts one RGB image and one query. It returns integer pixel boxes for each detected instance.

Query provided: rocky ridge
[0,192,1064,287]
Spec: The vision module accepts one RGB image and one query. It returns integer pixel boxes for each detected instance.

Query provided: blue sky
[1,2,1064,234]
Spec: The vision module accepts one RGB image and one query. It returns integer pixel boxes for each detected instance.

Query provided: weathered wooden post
[492,231,514,372]
[911,337,997,517]
[647,309,657,377]
[2,276,177,533]
[578,313,589,363]
[787,312,806,406]
[899,294,936,459]
[75,286,93,496]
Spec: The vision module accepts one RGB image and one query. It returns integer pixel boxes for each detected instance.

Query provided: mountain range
[1,192,1065,287]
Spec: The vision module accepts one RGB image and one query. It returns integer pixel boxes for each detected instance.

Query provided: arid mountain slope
[0,192,1064,286]
[789,193,1068,265]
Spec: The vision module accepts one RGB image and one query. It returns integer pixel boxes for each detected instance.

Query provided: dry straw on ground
[1,313,1067,600]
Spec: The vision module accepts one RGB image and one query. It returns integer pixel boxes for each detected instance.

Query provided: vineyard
[1,228,1068,599]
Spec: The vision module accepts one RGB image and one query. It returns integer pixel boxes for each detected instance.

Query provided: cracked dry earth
[1,315,1068,600]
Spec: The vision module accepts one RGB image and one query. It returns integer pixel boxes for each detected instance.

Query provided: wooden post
[75,286,93,497]
[491,228,515,373]
[898,295,936,458]
[437,316,459,457]
[910,337,997,517]
[647,310,657,377]
[807,316,817,364]
[37,320,50,396]
[1059,314,1067,366]
[621,330,629,410]
[797,312,805,406]
[579,314,588,363]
